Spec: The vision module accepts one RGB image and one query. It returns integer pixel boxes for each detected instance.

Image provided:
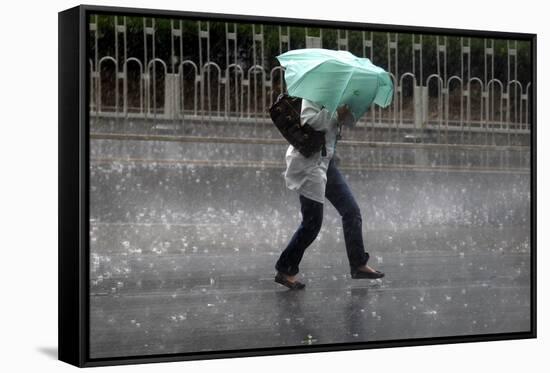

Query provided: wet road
[88,151,531,359]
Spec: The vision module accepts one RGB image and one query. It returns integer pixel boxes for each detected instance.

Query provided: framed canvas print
[58,4,536,367]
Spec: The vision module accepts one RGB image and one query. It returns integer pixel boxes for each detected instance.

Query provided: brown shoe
[275,272,306,290]
[350,267,385,279]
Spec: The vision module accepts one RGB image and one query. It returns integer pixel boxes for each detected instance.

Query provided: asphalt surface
[88,145,531,359]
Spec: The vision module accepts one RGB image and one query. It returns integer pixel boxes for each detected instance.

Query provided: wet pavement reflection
[89,146,531,359]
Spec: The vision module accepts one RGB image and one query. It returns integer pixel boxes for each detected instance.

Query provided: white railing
[88,15,532,143]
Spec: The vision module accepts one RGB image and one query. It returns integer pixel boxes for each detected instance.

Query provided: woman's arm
[300,99,332,132]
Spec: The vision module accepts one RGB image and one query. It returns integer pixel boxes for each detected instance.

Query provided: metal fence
[88,15,532,149]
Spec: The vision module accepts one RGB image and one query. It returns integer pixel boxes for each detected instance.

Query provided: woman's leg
[324,159,370,270]
[275,194,323,276]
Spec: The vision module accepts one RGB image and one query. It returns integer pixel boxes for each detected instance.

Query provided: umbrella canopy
[276,48,394,121]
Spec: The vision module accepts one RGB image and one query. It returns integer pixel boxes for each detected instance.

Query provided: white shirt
[283,98,355,204]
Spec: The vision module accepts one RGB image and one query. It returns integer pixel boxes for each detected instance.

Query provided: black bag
[269,93,326,158]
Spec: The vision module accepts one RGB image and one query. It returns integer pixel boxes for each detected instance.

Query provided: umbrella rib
[288,59,339,93]
[333,69,355,114]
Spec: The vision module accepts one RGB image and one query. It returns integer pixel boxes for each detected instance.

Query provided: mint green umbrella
[276,48,393,120]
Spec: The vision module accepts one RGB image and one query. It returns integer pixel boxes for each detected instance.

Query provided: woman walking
[275,98,384,290]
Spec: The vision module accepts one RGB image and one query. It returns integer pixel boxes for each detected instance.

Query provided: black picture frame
[58,4,537,368]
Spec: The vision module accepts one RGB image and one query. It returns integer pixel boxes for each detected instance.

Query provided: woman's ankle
[284,273,298,281]
[358,264,376,273]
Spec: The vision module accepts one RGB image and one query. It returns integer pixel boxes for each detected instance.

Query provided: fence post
[414,86,428,130]
[164,73,181,119]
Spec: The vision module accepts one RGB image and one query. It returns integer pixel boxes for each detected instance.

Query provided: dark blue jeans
[275,158,370,276]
